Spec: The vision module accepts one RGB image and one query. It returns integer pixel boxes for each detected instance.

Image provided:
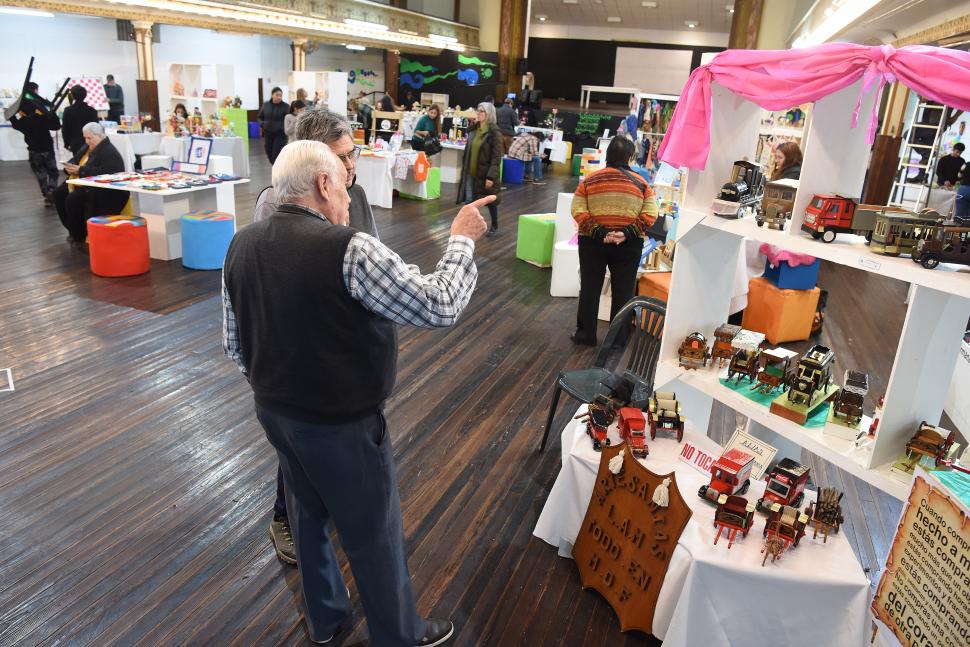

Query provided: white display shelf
[760,125,805,138]
[690,206,970,299]
[658,80,970,501]
[656,360,910,499]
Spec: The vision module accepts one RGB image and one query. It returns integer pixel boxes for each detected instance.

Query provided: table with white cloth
[439,142,464,184]
[0,124,28,161]
[515,126,568,163]
[106,131,163,172]
[533,409,870,646]
[160,136,250,177]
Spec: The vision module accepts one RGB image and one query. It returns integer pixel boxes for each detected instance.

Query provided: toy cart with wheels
[713,494,756,549]
[711,323,742,367]
[646,391,684,442]
[576,394,618,452]
[678,332,710,370]
[806,487,844,543]
[727,330,766,384]
[751,347,799,395]
[761,503,809,565]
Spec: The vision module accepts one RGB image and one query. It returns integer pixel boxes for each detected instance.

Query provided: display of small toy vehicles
[755,179,798,229]
[646,391,684,442]
[617,407,648,458]
[713,494,756,549]
[726,329,766,384]
[806,487,844,543]
[785,344,834,406]
[912,223,970,269]
[801,194,943,246]
[906,421,958,466]
[678,332,710,370]
[711,323,742,366]
[756,457,811,512]
[711,160,765,218]
[751,347,799,394]
[698,448,754,503]
[575,394,618,451]
[870,209,945,255]
[831,370,868,426]
[761,503,809,565]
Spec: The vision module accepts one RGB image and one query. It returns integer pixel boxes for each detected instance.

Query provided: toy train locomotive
[712,161,766,219]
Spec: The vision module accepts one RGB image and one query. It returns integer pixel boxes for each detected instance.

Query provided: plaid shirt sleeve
[344,232,478,328]
[221,272,248,377]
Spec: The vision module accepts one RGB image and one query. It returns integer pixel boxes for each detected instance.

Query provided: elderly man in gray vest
[223,139,491,646]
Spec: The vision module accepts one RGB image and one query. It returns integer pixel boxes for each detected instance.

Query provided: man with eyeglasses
[251,110,378,566]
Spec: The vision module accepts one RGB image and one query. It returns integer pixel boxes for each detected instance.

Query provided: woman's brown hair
[772,141,803,180]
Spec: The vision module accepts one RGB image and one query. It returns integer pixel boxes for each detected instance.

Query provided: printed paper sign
[677,433,722,477]
[724,428,777,480]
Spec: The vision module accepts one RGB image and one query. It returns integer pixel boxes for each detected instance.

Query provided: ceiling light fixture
[0,7,55,17]
[725,4,734,13]
[607,16,621,22]
[344,18,388,31]
[345,44,366,50]
[791,0,881,48]
[429,33,459,43]
[537,14,547,21]
[685,20,698,28]
[642,1,657,7]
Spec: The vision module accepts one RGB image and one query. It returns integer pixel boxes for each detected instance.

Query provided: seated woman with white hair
[52,122,129,244]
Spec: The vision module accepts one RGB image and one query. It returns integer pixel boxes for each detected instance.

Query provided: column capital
[132,20,154,31]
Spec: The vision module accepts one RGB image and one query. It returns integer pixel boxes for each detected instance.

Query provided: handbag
[423,136,442,156]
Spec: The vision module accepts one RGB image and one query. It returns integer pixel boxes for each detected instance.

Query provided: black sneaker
[269,517,297,565]
[416,619,454,646]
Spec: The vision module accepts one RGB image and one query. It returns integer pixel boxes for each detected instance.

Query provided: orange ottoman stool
[742,277,819,344]
[638,271,671,304]
[88,215,150,277]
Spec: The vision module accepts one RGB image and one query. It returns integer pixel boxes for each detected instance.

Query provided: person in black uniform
[257,87,289,164]
[52,123,129,244]
[9,82,61,206]
[61,85,99,155]
[936,142,965,188]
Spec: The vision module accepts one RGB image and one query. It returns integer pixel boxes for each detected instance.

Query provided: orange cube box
[638,271,671,304]
[742,277,819,344]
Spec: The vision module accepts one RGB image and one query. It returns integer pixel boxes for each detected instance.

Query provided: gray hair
[477,102,496,126]
[82,122,105,137]
[294,108,353,145]
[272,140,343,203]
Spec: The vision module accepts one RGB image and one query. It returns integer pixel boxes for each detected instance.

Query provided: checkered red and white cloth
[66,77,109,111]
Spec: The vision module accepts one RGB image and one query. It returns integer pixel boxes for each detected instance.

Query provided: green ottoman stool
[516,213,557,267]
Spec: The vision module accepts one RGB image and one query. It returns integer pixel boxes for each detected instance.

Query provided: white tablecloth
[533,411,870,646]
[355,153,395,209]
[0,124,28,161]
[109,131,162,155]
[439,143,464,184]
[160,136,250,177]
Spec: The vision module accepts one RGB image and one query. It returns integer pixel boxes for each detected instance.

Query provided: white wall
[614,47,692,95]
[306,45,386,96]
[407,0,454,22]
[0,14,139,113]
[529,23,728,47]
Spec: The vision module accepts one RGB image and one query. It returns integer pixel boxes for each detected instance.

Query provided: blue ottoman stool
[181,210,235,270]
[502,157,525,185]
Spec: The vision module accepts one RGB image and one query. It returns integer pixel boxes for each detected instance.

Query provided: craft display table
[106,130,163,172]
[439,142,465,184]
[534,411,869,646]
[160,135,250,177]
[580,85,641,111]
[68,178,248,261]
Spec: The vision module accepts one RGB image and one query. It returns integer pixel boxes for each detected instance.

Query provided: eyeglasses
[336,146,362,163]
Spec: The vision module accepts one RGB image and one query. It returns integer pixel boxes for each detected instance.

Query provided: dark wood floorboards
[0,148,903,646]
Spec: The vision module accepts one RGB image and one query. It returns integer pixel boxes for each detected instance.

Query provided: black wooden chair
[539,296,666,452]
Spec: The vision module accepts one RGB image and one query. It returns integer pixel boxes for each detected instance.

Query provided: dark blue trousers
[256,405,426,646]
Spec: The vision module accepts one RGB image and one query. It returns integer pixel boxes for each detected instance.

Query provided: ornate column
[132,21,160,131]
[291,38,308,72]
[498,0,528,100]
[384,49,400,103]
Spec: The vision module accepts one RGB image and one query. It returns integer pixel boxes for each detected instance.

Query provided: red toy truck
[756,457,811,512]
[698,448,755,503]
[618,407,649,458]
[801,195,899,243]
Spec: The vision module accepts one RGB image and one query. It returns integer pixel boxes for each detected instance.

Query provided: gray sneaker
[269,517,297,565]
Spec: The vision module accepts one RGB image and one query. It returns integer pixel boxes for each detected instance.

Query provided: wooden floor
[0,147,904,646]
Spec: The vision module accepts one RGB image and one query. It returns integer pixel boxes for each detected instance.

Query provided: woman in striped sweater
[570,136,659,346]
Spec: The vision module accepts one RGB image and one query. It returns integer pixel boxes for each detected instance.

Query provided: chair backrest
[593,296,666,393]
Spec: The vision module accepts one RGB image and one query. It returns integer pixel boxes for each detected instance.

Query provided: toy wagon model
[576,394,617,452]
[618,407,648,458]
[678,332,710,370]
[751,347,799,395]
[756,179,798,229]
[699,448,754,503]
[727,330,766,383]
[711,323,742,366]
[756,457,810,512]
[806,487,844,543]
[786,344,834,406]
[646,391,684,442]
[912,224,970,269]
[906,421,958,466]
[831,370,869,426]
[713,494,756,549]
[762,503,809,565]
[711,160,765,219]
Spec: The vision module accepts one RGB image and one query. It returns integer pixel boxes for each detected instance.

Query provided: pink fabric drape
[657,43,970,170]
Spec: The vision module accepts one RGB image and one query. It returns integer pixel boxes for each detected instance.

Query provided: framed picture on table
[173,136,213,174]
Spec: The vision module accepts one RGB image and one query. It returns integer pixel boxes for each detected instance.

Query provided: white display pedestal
[0,125,28,161]
[439,144,464,184]
[207,154,236,215]
[550,241,579,297]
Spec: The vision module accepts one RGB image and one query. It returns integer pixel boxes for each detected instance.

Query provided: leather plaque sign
[573,443,692,634]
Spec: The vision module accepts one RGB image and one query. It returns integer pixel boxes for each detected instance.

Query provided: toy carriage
[713,494,756,549]
[618,407,648,458]
[831,370,869,426]
[727,330,766,383]
[577,394,617,451]
[906,421,958,466]
[786,344,835,406]
[761,503,809,565]
[806,487,845,543]
[647,391,684,442]
[678,332,710,370]
[751,347,799,394]
[711,324,742,366]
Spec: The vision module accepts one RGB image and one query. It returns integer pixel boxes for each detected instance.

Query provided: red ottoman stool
[88,215,150,277]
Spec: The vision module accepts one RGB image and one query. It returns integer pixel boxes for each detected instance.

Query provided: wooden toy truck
[698,448,754,503]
